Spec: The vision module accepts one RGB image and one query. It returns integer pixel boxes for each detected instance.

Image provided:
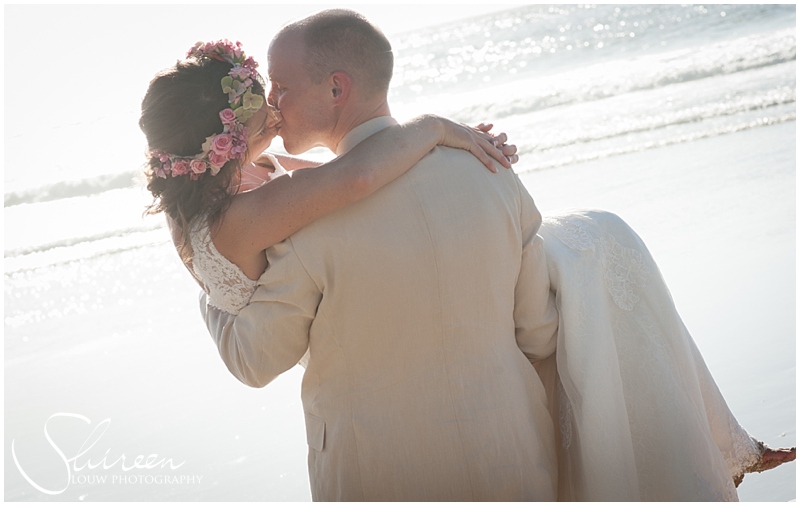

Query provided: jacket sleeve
[513,177,559,364]
[200,238,320,387]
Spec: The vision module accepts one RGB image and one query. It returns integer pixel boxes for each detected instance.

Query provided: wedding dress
[189,167,761,499]
[536,209,762,501]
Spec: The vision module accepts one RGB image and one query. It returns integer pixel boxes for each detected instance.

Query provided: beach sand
[4,122,795,501]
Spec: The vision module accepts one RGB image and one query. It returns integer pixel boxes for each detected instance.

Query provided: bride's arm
[259,126,516,172]
[223,114,508,255]
[267,153,323,171]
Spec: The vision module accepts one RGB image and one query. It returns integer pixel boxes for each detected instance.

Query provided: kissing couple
[140,9,794,501]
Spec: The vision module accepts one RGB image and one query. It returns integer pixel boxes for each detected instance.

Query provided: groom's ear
[329,72,351,106]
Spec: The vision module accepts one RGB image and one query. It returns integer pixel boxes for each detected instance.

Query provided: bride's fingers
[472,128,514,168]
[492,139,519,165]
[441,120,509,171]
[475,130,494,143]
[464,130,507,173]
[491,132,508,146]
[500,143,517,157]
[476,135,512,170]
[468,143,498,173]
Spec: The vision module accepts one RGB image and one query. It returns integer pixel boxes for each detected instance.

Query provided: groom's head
[268,9,393,154]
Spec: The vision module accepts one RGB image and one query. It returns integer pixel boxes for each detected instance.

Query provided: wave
[515,112,796,173]
[529,86,796,152]
[4,222,164,259]
[4,170,140,208]
[4,226,170,274]
[446,29,796,121]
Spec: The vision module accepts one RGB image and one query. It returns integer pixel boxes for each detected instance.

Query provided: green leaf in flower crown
[250,95,265,111]
[242,90,264,111]
[221,76,234,94]
[234,106,254,121]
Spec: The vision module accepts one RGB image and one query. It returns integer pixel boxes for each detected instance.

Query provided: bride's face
[244,101,282,161]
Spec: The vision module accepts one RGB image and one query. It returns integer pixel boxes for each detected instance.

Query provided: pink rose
[208,151,229,168]
[190,160,207,175]
[211,133,233,155]
[219,108,237,125]
[171,160,190,176]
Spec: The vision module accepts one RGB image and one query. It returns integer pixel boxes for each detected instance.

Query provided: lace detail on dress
[724,419,763,478]
[189,218,257,315]
[544,215,596,252]
[544,214,649,311]
[734,435,763,473]
[599,235,648,311]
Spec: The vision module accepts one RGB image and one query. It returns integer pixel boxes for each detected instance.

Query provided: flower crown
[150,40,265,180]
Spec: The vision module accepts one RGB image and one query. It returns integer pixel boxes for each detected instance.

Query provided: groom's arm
[200,238,320,388]
[513,177,558,365]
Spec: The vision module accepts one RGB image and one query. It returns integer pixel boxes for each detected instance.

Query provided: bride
[140,40,794,500]
[534,209,794,500]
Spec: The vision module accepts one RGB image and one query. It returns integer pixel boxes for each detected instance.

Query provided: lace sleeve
[189,219,258,315]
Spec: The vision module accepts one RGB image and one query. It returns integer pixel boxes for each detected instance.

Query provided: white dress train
[536,209,761,501]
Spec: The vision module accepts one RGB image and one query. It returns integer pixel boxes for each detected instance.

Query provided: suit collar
[335,116,398,156]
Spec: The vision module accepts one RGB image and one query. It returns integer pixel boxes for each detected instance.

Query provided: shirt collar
[335,116,399,156]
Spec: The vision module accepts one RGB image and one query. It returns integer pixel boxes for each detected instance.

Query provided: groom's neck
[330,100,391,153]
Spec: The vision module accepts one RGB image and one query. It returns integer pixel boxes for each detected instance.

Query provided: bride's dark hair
[140,57,266,265]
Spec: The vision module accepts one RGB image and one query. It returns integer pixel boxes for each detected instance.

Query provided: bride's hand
[476,122,520,165]
[428,115,512,173]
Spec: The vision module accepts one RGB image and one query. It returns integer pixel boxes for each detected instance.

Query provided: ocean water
[4,4,796,501]
[4,4,795,273]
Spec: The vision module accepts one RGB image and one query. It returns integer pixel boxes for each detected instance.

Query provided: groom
[202,9,559,501]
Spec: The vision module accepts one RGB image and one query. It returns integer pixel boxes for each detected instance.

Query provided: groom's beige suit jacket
[203,117,559,501]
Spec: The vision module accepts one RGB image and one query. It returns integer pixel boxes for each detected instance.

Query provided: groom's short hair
[281,9,393,98]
